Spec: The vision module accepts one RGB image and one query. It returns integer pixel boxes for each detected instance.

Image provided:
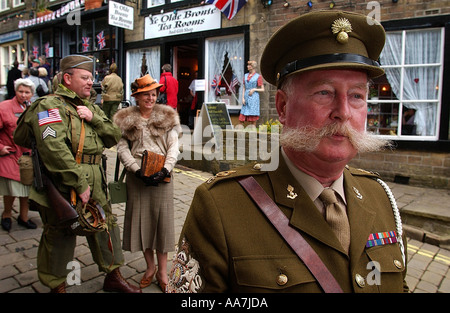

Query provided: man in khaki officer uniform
[168,11,409,293]
[14,55,140,293]
[101,63,124,119]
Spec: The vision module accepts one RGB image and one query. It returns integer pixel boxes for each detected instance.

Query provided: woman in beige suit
[113,74,180,292]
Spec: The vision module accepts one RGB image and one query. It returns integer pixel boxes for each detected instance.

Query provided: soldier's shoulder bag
[108,154,127,204]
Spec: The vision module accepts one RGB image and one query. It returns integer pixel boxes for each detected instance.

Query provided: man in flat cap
[14,55,141,293]
[168,11,408,293]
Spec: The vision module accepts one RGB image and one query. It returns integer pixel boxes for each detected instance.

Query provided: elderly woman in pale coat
[113,74,180,292]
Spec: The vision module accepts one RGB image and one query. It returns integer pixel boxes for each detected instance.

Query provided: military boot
[103,268,141,293]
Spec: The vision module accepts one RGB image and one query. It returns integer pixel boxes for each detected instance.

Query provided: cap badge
[331,17,352,44]
[287,185,298,200]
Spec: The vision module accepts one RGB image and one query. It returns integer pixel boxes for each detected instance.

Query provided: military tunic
[14,84,124,289]
[168,157,408,293]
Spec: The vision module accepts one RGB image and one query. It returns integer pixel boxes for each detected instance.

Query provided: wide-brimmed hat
[260,10,386,87]
[131,74,163,96]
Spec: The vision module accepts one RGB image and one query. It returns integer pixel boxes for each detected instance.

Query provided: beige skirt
[0,177,30,197]
[122,171,175,253]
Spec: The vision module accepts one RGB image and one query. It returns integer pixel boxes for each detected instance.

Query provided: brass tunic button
[355,274,365,288]
[394,259,403,269]
[277,274,288,286]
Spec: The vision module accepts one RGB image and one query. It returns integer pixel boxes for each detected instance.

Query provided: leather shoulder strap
[237,176,343,293]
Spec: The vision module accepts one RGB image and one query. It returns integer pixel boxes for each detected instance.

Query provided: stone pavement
[0,148,449,293]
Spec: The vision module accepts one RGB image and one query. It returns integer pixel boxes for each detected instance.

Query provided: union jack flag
[82,37,90,52]
[44,42,50,58]
[211,74,221,96]
[206,0,248,20]
[32,46,39,59]
[97,31,106,50]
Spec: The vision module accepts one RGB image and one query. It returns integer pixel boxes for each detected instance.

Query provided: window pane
[95,18,109,50]
[405,29,441,65]
[401,102,437,136]
[369,73,399,101]
[147,0,164,8]
[380,32,402,66]
[367,102,399,136]
[79,21,93,53]
[403,66,440,100]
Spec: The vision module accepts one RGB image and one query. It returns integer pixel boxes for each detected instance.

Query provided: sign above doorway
[144,5,221,40]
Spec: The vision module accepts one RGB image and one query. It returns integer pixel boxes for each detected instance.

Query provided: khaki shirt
[168,157,408,293]
[101,73,124,102]
[13,84,121,208]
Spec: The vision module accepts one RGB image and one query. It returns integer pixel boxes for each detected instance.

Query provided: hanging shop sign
[108,1,134,30]
[144,5,221,39]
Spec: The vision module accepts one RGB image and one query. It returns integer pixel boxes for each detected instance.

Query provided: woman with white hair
[0,78,37,231]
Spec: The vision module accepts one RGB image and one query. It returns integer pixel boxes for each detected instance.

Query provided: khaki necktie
[319,188,350,253]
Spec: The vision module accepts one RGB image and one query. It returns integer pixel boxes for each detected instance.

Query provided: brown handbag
[141,150,170,182]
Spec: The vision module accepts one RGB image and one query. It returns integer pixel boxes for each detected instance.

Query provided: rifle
[30,140,44,192]
[30,139,79,226]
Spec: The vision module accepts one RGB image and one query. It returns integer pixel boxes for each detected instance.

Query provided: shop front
[0,30,25,100]
[18,2,123,92]
[124,4,249,127]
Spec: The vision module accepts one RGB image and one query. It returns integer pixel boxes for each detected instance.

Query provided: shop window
[76,17,118,82]
[371,28,444,140]
[206,35,244,110]
[125,47,161,102]
[0,42,25,85]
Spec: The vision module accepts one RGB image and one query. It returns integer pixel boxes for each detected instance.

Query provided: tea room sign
[144,5,221,39]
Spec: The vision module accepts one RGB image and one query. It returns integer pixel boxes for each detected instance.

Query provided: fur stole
[113,104,180,142]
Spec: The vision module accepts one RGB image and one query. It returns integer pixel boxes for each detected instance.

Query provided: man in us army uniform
[14,55,141,293]
[168,11,409,293]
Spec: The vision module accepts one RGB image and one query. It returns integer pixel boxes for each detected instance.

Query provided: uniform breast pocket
[365,244,405,292]
[232,255,320,292]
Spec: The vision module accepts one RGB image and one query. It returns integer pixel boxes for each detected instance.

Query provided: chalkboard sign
[204,102,232,129]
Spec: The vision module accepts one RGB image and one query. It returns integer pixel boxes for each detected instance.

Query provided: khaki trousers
[33,201,124,289]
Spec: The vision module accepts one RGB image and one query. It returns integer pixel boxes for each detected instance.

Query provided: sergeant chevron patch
[42,126,56,139]
[366,231,398,247]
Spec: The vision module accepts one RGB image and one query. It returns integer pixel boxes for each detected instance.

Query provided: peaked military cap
[260,10,386,87]
[60,54,94,73]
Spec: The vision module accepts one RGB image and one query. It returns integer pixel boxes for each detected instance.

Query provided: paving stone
[0,277,20,293]
[416,280,438,293]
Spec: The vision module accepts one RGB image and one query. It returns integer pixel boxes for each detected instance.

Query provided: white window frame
[205,34,245,111]
[370,27,444,141]
[0,0,9,12]
[13,0,24,8]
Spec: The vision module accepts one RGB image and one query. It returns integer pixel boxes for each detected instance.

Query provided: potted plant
[85,0,104,11]
[36,0,53,17]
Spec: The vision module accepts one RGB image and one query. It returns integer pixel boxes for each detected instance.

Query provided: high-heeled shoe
[156,272,168,293]
[140,267,156,289]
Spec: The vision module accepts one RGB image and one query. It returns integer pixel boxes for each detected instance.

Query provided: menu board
[204,102,232,129]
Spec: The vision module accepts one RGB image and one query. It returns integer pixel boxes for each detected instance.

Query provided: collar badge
[287,185,298,200]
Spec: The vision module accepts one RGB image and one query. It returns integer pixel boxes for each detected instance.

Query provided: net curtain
[126,47,161,104]
[380,29,442,136]
[206,35,245,104]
